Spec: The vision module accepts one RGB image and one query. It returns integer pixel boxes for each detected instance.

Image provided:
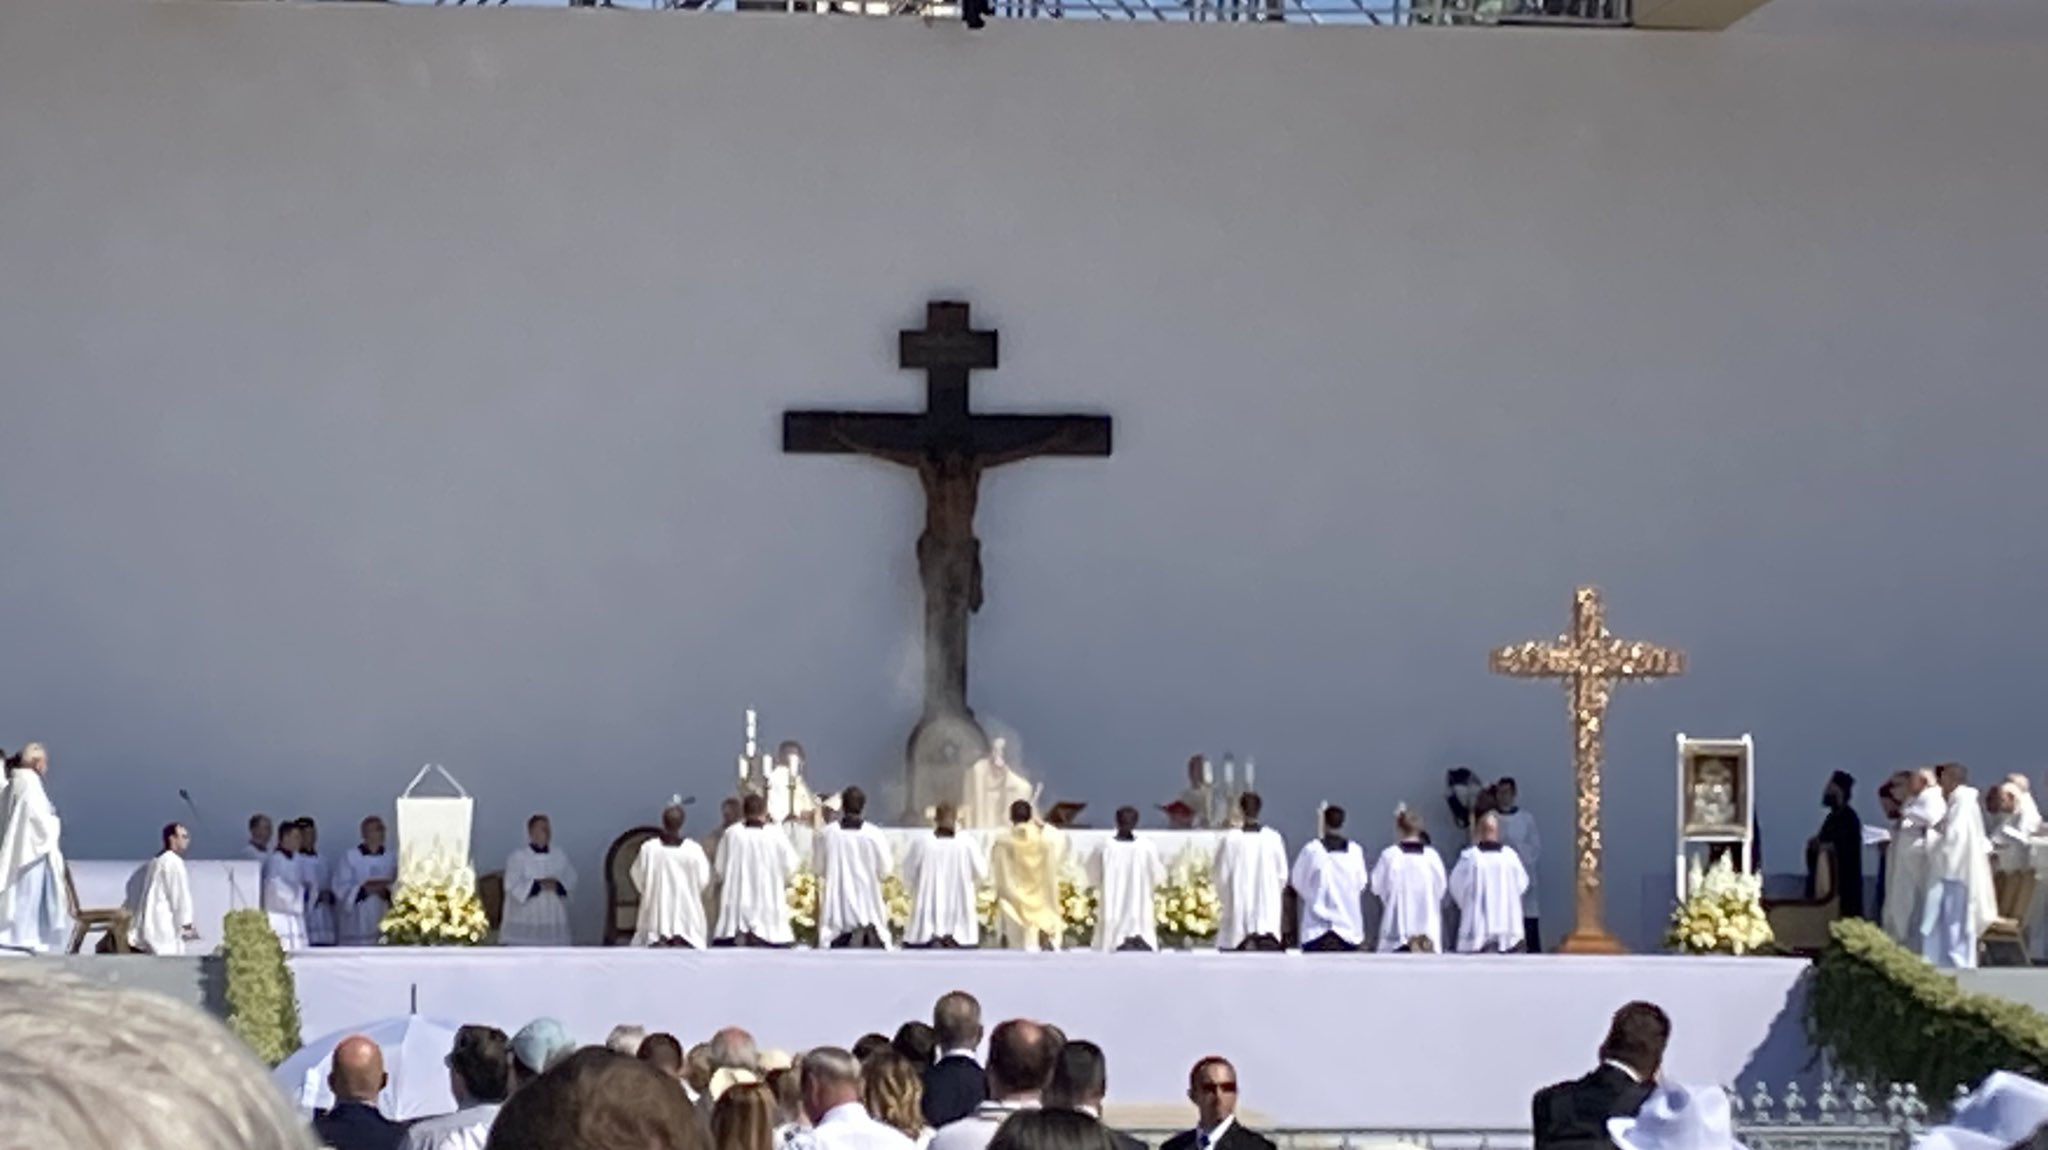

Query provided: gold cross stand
[1489,587,1686,954]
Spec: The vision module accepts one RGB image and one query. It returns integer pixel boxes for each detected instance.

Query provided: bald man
[316,1035,405,1150]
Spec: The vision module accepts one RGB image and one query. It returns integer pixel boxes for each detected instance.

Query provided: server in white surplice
[1370,807,1446,953]
[1089,805,1167,951]
[1449,810,1530,952]
[814,786,894,949]
[1212,792,1288,952]
[632,799,712,948]
[1290,805,1370,952]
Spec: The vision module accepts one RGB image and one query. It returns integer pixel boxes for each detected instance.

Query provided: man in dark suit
[314,1035,406,1150]
[1531,1001,1671,1150]
[921,990,989,1128]
[1048,1039,1147,1150]
[1161,1057,1277,1150]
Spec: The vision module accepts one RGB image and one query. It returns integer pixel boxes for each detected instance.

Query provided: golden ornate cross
[1489,586,1685,954]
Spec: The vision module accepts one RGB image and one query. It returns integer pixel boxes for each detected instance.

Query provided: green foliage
[220,908,302,1066]
[1808,918,2048,1096]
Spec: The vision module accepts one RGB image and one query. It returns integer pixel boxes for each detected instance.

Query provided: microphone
[179,787,249,911]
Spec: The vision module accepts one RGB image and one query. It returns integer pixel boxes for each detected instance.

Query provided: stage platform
[290,949,1816,1128]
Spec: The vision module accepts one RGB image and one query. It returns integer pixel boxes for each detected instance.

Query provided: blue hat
[512,1018,575,1075]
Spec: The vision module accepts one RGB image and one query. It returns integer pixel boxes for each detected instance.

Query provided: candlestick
[1246,758,1256,791]
[1223,759,1235,791]
[1202,758,1213,786]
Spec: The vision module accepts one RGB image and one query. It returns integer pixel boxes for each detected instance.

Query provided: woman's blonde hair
[711,1082,777,1150]
[861,1051,925,1140]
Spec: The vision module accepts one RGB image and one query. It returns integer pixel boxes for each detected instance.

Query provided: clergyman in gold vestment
[989,801,1064,951]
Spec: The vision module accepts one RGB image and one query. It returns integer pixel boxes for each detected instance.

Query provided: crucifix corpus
[1489,586,1686,954]
[782,301,1113,817]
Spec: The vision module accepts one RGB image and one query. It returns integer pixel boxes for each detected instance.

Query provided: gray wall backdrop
[3,2,2046,947]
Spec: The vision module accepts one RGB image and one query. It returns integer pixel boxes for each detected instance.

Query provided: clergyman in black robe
[1806,770,1865,918]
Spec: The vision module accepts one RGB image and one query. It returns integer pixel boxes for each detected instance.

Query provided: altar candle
[1246,758,1257,791]
[1202,758,1213,786]
[1223,758,1235,791]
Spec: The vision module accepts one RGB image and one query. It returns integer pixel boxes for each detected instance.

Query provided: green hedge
[1808,918,2048,1096]
[220,909,303,1066]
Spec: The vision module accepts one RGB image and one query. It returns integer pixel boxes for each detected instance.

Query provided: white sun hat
[1913,1073,2048,1150]
[1609,1084,1749,1150]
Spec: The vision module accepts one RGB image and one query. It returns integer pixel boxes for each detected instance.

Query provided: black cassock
[1806,804,1865,919]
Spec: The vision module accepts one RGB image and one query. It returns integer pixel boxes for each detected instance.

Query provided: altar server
[1291,804,1369,952]
[502,814,577,947]
[1884,768,1946,951]
[261,820,309,952]
[633,798,712,947]
[296,817,338,947]
[714,792,801,946]
[0,745,72,954]
[1449,811,1530,952]
[332,816,397,946]
[903,802,987,948]
[1371,807,1447,953]
[989,800,1065,950]
[1491,778,1543,951]
[1213,792,1288,952]
[814,786,894,949]
[128,822,198,954]
[1089,805,1166,951]
[244,813,274,861]
[1924,763,1999,969]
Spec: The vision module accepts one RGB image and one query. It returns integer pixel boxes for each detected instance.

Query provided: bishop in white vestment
[127,822,198,955]
[1290,805,1370,952]
[261,823,309,952]
[1212,793,1288,952]
[1449,812,1530,953]
[332,817,398,946]
[903,803,988,948]
[960,738,1036,830]
[1923,765,1999,969]
[0,746,71,954]
[814,787,894,949]
[297,818,338,947]
[502,815,577,947]
[1371,809,1447,953]
[714,794,801,946]
[1088,806,1166,951]
[632,801,713,948]
[1490,778,1543,951]
[1885,770,1947,951]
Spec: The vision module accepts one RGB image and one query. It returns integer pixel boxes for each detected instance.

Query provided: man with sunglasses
[1162,1057,1275,1150]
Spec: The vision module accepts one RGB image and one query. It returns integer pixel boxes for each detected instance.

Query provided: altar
[782,825,1229,872]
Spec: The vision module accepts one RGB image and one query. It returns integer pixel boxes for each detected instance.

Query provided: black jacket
[313,1100,406,1150]
[1161,1121,1278,1150]
[921,1054,989,1128]
[1531,1064,1654,1150]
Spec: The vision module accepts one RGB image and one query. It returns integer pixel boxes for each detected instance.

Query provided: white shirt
[805,1101,917,1150]
[1191,1115,1238,1149]
[929,1100,1038,1150]
[400,1102,502,1150]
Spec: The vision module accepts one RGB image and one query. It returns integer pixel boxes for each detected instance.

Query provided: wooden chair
[65,864,132,955]
[1762,846,1839,956]
[477,871,506,932]
[1983,869,2037,967]
[603,826,661,946]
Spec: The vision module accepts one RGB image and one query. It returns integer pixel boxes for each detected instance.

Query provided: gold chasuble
[990,823,1063,944]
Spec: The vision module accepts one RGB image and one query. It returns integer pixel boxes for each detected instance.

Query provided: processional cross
[782,301,1113,814]
[1489,587,1686,954]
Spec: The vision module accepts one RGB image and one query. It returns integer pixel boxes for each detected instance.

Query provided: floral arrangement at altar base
[787,866,821,947]
[1153,849,1221,949]
[882,873,913,941]
[976,884,999,934]
[1058,865,1099,949]
[380,858,489,947]
[1666,855,1774,955]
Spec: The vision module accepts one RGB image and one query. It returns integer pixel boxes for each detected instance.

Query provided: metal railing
[399,0,1631,27]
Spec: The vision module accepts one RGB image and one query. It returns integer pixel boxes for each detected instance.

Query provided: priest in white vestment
[1923,764,1999,969]
[1089,806,1166,951]
[632,800,713,947]
[1449,811,1530,953]
[1290,804,1369,952]
[961,738,1036,830]
[1371,808,1447,953]
[0,746,72,954]
[502,814,578,947]
[127,822,198,955]
[714,793,801,946]
[261,821,309,952]
[1212,792,1288,952]
[1991,775,2048,957]
[332,816,398,946]
[814,786,894,949]
[297,818,338,947]
[1490,778,1543,952]
[1885,769,1947,951]
[903,802,987,948]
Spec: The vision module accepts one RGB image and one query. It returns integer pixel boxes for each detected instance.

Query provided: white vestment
[501,846,578,947]
[261,850,309,952]
[332,846,398,946]
[300,850,337,947]
[127,850,195,955]
[1211,825,1289,950]
[631,837,713,947]
[1925,784,1999,968]
[1493,807,1542,918]
[959,758,1034,830]
[815,820,895,944]
[1370,842,1448,952]
[1884,789,1947,948]
[0,770,70,954]
[243,842,271,862]
[714,823,800,944]
[1088,836,1166,950]
[902,832,987,946]
[1290,837,1371,947]
[1449,843,1530,952]
[1992,794,2042,871]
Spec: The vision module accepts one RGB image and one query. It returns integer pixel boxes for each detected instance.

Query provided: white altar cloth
[288,949,1812,1128]
[786,827,1228,871]
[70,859,262,953]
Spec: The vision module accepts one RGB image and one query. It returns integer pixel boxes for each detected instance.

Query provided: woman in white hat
[1609,1085,1746,1150]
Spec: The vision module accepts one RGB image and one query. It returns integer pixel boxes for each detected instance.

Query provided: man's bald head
[330,1035,387,1102]
[985,1019,1056,1100]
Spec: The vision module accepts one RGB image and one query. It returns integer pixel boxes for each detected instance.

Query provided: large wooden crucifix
[1489,586,1686,954]
[782,300,1113,814]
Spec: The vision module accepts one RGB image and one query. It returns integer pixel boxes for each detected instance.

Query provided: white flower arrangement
[380,857,488,947]
[1058,862,1099,948]
[1667,855,1774,955]
[1153,848,1221,946]
[787,866,821,946]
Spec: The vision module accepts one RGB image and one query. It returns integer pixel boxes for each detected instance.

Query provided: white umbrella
[271,1014,463,1120]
